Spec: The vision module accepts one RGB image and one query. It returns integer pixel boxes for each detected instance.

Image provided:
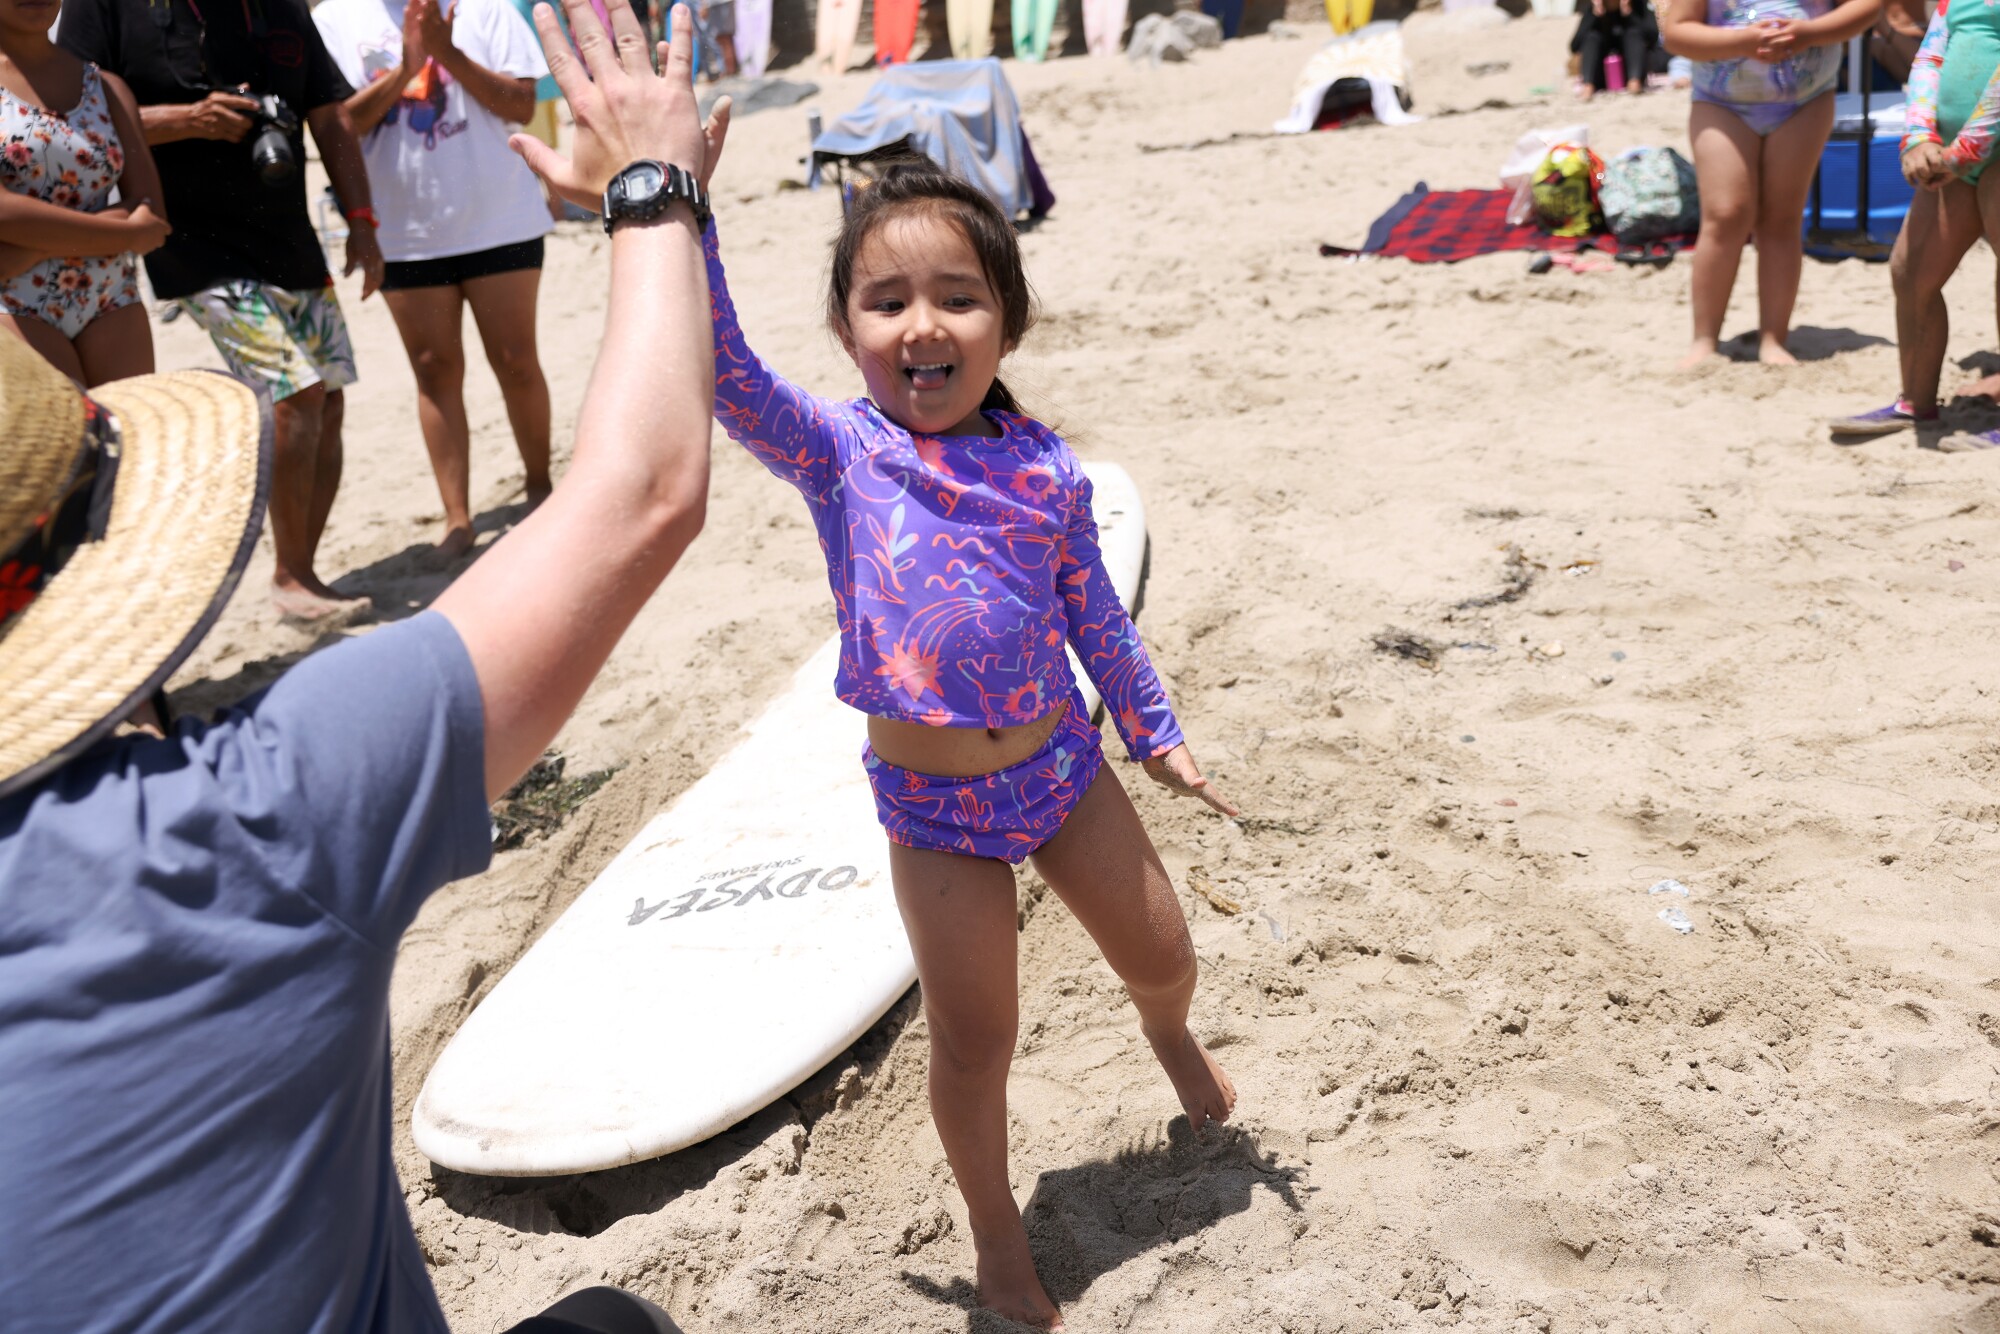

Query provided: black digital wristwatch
[601,159,711,234]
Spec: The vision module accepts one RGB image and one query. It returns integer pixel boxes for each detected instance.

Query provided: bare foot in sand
[1675,339,1721,370]
[271,577,365,624]
[974,1229,1063,1330]
[526,481,552,510]
[1144,1024,1236,1129]
[1962,370,2000,401]
[1759,334,1799,366]
[436,523,475,559]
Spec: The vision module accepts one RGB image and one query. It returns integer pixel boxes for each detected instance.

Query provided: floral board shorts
[863,691,1104,864]
[171,278,357,403]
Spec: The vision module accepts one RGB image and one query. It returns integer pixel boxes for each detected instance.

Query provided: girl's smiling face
[840,212,1011,439]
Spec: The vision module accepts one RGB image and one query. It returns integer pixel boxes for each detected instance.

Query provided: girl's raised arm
[704,221,853,502]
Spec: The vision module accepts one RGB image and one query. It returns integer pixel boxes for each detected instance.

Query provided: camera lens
[250,125,296,186]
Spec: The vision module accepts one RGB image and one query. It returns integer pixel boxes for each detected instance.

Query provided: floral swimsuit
[0,64,139,341]
[1691,0,1843,134]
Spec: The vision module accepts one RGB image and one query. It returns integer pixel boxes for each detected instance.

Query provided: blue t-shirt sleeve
[196,610,491,950]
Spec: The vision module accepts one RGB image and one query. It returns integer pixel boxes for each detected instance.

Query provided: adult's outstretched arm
[433,0,714,801]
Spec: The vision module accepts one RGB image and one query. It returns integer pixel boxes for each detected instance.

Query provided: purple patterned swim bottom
[863,692,1105,864]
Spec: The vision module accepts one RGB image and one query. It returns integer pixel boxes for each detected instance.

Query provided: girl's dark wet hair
[827,160,1038,416]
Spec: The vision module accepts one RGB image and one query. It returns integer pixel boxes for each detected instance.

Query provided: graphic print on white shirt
[313,0,552,262]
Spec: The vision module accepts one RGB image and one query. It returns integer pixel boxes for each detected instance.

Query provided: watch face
[622,162,666,203]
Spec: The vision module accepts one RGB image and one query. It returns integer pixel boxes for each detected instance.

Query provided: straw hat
[0,334,267,800]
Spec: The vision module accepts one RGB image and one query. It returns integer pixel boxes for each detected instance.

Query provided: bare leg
[1890,179,1983,414]
[71,303,153,386]
[310,388,346,559]
[268,382,359,617]
[384,283,476,556]
[1683,101,1761,367]
[719,32,738,74]
[1752,92,1836,364]
[1028,768,1236,1130]
[0,311,86,384]
[462,265,553,506]
[887,842,1064,1331]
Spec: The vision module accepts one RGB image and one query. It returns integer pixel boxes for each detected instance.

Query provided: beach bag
[1501,123,1587,225]
[1600,146,1699,242]
[1530,143,1603,238]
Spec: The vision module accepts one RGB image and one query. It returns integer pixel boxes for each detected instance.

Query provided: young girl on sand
[1663,0,1880,366]
[0,0,167,386]
[696,110,1236,1329]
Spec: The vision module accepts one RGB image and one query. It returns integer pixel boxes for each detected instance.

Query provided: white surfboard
[412,462,1150,1176]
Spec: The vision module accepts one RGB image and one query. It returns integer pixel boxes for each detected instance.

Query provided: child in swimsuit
[697,106,1237,1329]
[0,0,168,387]
[1877,0,2000,451]
[1663,0,1880,365]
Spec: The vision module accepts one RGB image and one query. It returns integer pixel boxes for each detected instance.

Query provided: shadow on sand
[1718,325,1892,363]
[168,499,534,720]
[900,1119,1303,1329]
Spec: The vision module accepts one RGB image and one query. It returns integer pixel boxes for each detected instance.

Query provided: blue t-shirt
[0,612,491,1334]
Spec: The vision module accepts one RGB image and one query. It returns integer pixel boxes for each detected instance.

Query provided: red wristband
[343,206,380,228]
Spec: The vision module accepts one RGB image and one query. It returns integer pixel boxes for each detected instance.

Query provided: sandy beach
[158,14,2000,1330]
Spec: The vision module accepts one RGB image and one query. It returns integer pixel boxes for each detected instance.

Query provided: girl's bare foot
[1675,339,1721,370]
[1143,1024,1236,1129]
[436,523,475,558]
[973,1228,1063,1330]
[1758,334,1799,366]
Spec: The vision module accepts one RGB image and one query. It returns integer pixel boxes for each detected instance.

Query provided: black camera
[243,92,300,188]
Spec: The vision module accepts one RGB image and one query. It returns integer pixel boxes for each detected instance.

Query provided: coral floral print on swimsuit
[0,64,138,338]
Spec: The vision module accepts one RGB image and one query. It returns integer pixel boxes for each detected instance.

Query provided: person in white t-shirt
[315,0,556,557]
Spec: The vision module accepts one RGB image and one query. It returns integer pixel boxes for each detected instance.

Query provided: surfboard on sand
[874,0,920,63]
[1010,0,1056,59]
[412,464,1153,1177]
[1083,0,1126,54]
[946,0,994,58]
[815,0,865,71]
[737,0,772,76]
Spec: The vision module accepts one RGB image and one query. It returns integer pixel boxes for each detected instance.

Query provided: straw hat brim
[0,369,268,799]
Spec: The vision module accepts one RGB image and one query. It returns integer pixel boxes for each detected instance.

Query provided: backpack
[1600,147,1699,242]
[1530,143,1604,238]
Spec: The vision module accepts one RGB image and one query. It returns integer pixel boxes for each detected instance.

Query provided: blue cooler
[1806,92,1914,246]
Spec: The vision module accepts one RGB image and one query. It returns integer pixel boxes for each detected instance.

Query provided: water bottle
[1605,52,1625,92]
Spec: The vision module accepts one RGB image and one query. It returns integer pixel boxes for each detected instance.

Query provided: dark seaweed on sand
[491,752,617,852]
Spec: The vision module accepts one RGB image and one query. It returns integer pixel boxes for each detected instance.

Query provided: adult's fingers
[559,0,619,83]
[531,2,592,105]
[600,0,651,75]
[661,1,695,86]
[699,95,731,189]
[510,132,598,208]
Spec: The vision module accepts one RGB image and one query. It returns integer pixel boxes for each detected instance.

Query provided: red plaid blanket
[1322,184,1697,264]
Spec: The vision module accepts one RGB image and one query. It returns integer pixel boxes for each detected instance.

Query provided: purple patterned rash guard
[704,224,1184,763]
